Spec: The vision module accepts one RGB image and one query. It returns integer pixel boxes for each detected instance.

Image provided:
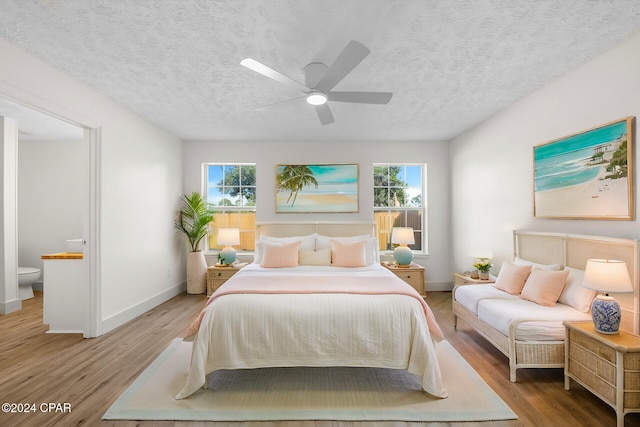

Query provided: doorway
[0,97,99,337]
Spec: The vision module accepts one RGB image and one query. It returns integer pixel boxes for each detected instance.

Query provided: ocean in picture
[534,120,628,193]
[276,164,359,213]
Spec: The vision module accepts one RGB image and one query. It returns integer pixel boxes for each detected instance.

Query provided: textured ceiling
[1,0,640,142]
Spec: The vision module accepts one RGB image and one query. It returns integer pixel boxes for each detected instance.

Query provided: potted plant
[473,258,493,280]
[174,192,215,294]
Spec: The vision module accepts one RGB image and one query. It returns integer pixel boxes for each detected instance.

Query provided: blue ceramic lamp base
[394,245,413,266]
[219,247,236,265]
[591,295,622,334]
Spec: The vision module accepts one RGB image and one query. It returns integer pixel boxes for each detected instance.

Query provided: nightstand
[382,262,425,297]
[207,264,242,296]
[564,321,640,427]
[453,272,496,286]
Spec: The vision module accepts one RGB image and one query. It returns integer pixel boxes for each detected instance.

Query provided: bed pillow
[558,266,597,312]
[316,234,378,265]
[298,248,332,266]
[260,241,301,268]
[513,256,562,271]
[520,268,570,306]
[330,239,367,267]
[494,261,532,295]
[254,234,316,263]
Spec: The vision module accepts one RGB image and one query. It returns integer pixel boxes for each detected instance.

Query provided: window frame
[203,163,257,252]
[373,163,427,254]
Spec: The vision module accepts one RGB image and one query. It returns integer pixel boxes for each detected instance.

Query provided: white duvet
[175,263,447,399]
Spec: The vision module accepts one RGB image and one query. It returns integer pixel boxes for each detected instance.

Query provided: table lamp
[391,227,414,267]
[217,228,240,265]
[582,259,633,334]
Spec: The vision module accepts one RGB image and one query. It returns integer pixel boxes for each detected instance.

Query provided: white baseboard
[0,298,22,314]
[101,282,187,335]
[426,281,454,292]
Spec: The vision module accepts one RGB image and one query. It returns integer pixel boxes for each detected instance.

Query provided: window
[205,164,256,251]
[373,164,425,252]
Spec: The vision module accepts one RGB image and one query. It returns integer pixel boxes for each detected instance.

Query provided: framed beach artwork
[533,116,634,220]
[276,164,359,213]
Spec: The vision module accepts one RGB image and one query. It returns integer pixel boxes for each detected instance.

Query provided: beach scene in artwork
[276,164,358,213]
[534,119,631,218]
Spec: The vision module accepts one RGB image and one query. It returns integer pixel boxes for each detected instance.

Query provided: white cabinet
[42,253,85,334]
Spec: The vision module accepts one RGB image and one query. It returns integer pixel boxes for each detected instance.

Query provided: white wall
[0,38,185,334]
[18,140,85,289]
[449,31,640,277]
[184,140,452,290]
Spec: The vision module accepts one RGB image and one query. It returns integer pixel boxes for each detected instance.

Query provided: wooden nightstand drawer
[382,262,425,297]
[212,269,236,280]
[207,265,242,296]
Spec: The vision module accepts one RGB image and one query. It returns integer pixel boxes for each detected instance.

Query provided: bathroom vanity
[41,252,85,334]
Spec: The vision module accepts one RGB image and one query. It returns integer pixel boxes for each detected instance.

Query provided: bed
[453,231,639,382]
[175,222,447,400]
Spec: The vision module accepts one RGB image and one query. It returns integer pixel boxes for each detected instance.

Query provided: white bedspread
[175,263,446,399]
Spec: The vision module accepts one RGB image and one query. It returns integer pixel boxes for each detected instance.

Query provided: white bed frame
[454,231,639,381]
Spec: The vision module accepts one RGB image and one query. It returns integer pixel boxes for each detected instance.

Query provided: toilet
[18,267,41,300]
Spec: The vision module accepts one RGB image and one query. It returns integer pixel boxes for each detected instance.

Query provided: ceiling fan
[240,40,393,125]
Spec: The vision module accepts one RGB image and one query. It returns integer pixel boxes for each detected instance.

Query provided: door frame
[0,86,101,337]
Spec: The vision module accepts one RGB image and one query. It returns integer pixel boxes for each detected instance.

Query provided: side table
[564,321,640,427]
[207,264,243,296]
[382,262,425,297]
[453,272,496,286]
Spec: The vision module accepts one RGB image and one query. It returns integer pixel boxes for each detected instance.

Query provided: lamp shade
[217,228,240,246]
[391,227,415,245]
[582,259,632,293]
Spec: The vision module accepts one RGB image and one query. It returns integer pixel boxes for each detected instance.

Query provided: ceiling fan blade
[315,41,370,93]
[254,95,306,110]
[315,104,335,125]
[240,58,309,93]
[328,91,393,104]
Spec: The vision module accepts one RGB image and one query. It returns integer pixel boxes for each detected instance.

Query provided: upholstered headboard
[513,230,639,334]
[256,221,376,239]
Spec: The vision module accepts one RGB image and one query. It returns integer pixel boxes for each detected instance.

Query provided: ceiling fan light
[306,92,327,105]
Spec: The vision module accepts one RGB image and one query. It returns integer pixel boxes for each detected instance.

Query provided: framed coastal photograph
[276,164,359,213]
[533,116,634,220]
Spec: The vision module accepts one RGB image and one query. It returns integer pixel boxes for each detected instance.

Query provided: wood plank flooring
[0,290,637,427]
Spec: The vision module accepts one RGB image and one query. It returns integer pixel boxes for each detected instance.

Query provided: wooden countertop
[41,252,84,260]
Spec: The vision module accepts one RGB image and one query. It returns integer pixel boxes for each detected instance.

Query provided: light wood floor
[1,291,638,427]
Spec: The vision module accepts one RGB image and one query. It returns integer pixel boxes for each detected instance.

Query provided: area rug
[103,338,516,422]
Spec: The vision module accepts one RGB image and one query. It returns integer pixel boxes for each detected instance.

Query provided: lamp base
[393,245,413,266]
[591,294,621,334]
[219,247,236,265]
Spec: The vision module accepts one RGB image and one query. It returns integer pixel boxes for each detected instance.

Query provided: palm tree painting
[276,164,359,213]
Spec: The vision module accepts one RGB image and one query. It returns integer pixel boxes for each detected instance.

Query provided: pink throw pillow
[494,261,532,295]
[261,241,301,268]
[520,269,570,306]
[331,239,367,267]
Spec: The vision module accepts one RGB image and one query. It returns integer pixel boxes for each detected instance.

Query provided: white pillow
[514,257,562,271]
[298,248,331,266]
[316,234,378,265]
[254,234,316,263]
[558,266,597,312]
